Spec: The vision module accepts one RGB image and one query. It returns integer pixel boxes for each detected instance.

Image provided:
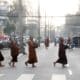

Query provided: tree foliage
[4,21,16,35]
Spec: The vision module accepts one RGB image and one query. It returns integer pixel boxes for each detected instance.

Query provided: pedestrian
[53,37,69,68]
[67,37,71,49]
[44,37,49,49]
[25,36,38,68]
[54,38,57,46]
[9,40,19,67]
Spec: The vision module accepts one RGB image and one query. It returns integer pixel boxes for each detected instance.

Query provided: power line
[0,15,80,18]
[1,15,80,17]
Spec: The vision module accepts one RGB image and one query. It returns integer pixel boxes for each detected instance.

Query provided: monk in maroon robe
[53,37,68,68]
[25,36,38,68]
[44,37,49,49]
[9,40,19,67]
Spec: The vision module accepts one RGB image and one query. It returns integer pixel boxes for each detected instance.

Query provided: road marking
[0,74,5,77]
[16,74,35,80]
[66,64,72,75]
[68,69,72,75]
[51,74,66,80]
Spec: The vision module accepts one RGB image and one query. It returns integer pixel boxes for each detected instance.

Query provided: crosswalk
[16,74,35,80]
[0,74,5,77]
[0,45,72,80]
[51,74,66,80]
[0,74,67,80]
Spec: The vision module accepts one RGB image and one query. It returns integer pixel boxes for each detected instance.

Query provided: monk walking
[53,37,69,68]
[9,40,19,67]
[25,36,38,68]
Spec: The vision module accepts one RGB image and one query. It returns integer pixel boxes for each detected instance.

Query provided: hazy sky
[3,0,79,16]
[24,0,79,16]
[24,0,80,26]
[40,0,79,16]
[2,0,80,26]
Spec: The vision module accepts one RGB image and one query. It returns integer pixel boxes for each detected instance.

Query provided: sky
[1,0,80,26]
[24,0,80,26]
[40,0,79,16]
[2,0,79,16]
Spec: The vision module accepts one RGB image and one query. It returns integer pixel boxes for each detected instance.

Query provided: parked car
[72,37,80,48]
[0,35,10,49]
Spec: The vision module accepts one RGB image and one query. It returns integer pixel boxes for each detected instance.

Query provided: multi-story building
[64,3,80,37]
[0,0,9,35]
[64,14,80,37]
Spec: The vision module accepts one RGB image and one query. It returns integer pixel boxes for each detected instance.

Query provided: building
[64,3,80,37]
[64,14,80,37]
[25,19,39,39]
[0,1,9,34]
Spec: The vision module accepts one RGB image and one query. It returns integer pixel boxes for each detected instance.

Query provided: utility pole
[18,0,25,54]
[38,0,40,46]
[44,11,46,39]
[48,20,49,38]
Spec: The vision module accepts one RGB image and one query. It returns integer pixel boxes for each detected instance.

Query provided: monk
[44,37,49,49]
[25,36,38,68]
[53,37,69,68]
[9,40,19,67]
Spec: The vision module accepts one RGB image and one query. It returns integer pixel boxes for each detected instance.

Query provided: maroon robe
[27,39,37,64]
[0,51,4,61]
[10,41,19,62]
[45,38,49,48]
[56,38,68,65]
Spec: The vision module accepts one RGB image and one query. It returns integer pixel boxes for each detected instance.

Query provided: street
[0,43,80,80]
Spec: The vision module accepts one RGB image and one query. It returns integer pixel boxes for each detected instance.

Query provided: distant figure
[25,36,38,68]
[9,40,19,67]
[53,37,69,68]
[54,38,57,46]
[67,37,71,49]
[44,37,49,49]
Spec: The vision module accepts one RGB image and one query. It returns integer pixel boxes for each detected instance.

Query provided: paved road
[0,43,80,80]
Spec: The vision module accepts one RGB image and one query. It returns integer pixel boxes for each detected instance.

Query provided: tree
[4,21,16,35]
[7,0,26,33]
[7,1,19,24]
